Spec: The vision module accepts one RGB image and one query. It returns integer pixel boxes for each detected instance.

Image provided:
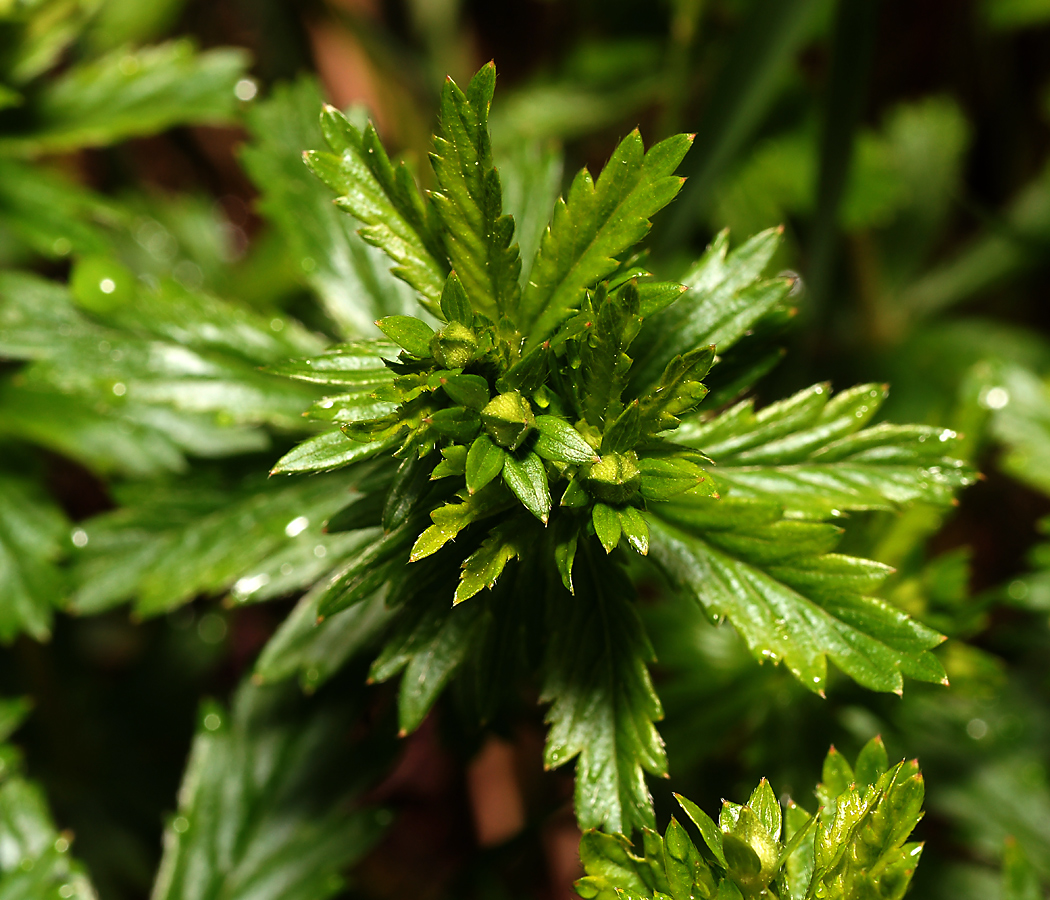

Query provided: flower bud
[481,391,535,450]
[430,322,478,369]
[583,451,641,504]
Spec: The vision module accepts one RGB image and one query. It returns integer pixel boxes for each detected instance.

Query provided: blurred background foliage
[1,0,1050,898]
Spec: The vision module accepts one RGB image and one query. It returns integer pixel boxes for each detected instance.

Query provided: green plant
[4,3,1050,898]
[240,63,971,839]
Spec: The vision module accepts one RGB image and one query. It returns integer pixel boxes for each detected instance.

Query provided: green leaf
[632,228,792,390]
[376,315,436,357]
[638,455,716,502]
[242,79,419,337]
[308,107,447,314]
[502,451,551,523]
[370,591,485,734]
[70,474,362,617]
[439,272,474,324]
[428,406,482,441]
[465,434,506,494]
[618,506,650,556]
[519,131,693,348]
[677,383,975,516]
[674,793,727,868]
[430,63,522,321]
[272,430,395,475]
[748,778,782,841]
[254,588,394,692]
[534,415,600,464]
[317,525,414,618]
[854,735,889,788]
[151,681,389,900]
[648,498,948,695]
[542,544,666,834]
[455,519,526,603]
[0,777,96,899]
[637,346,714,434]
[0,159,123,259]
[441,373,490,409]
[0,41,248,156]
[0,474,68,642]
[410,483,513,561]
[593,503,622,554]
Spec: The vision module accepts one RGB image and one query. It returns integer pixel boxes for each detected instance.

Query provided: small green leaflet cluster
[262,63,974,833]
[576,738,925,900]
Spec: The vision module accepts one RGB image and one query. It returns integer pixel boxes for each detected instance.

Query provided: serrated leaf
[534,415,599,464]
[503,451,551,523]
[637,346,714,434]
[579,286,643,430]
[370,591,485,734]
[519,131,693,348]
[455,519,526,603]
[677,384,975,516]
[151,681,389,900]
[0,776,96,899]
[648,498,947,695]
[430,64,521,321]
[632,228,791,390]
[410,483,513,561]
[70,474,362,617]
[465,434,506,494]
[308,108,447,313]
[0,41,247,156]
[541,544,666,834]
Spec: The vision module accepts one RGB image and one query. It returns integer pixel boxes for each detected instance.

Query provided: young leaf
[271,430,396,475]
[502,451,551,523]
[430,63,522,321]
[410,483,513,560]
[370,590,486,734]
[593,503,622,553]
[455,519,527,603]
[632,228,792,391]
[534,415,600,464]
[376,315,436,357]
[542,544,667,834]
[519,131,693,348]
[466,434,507,494]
